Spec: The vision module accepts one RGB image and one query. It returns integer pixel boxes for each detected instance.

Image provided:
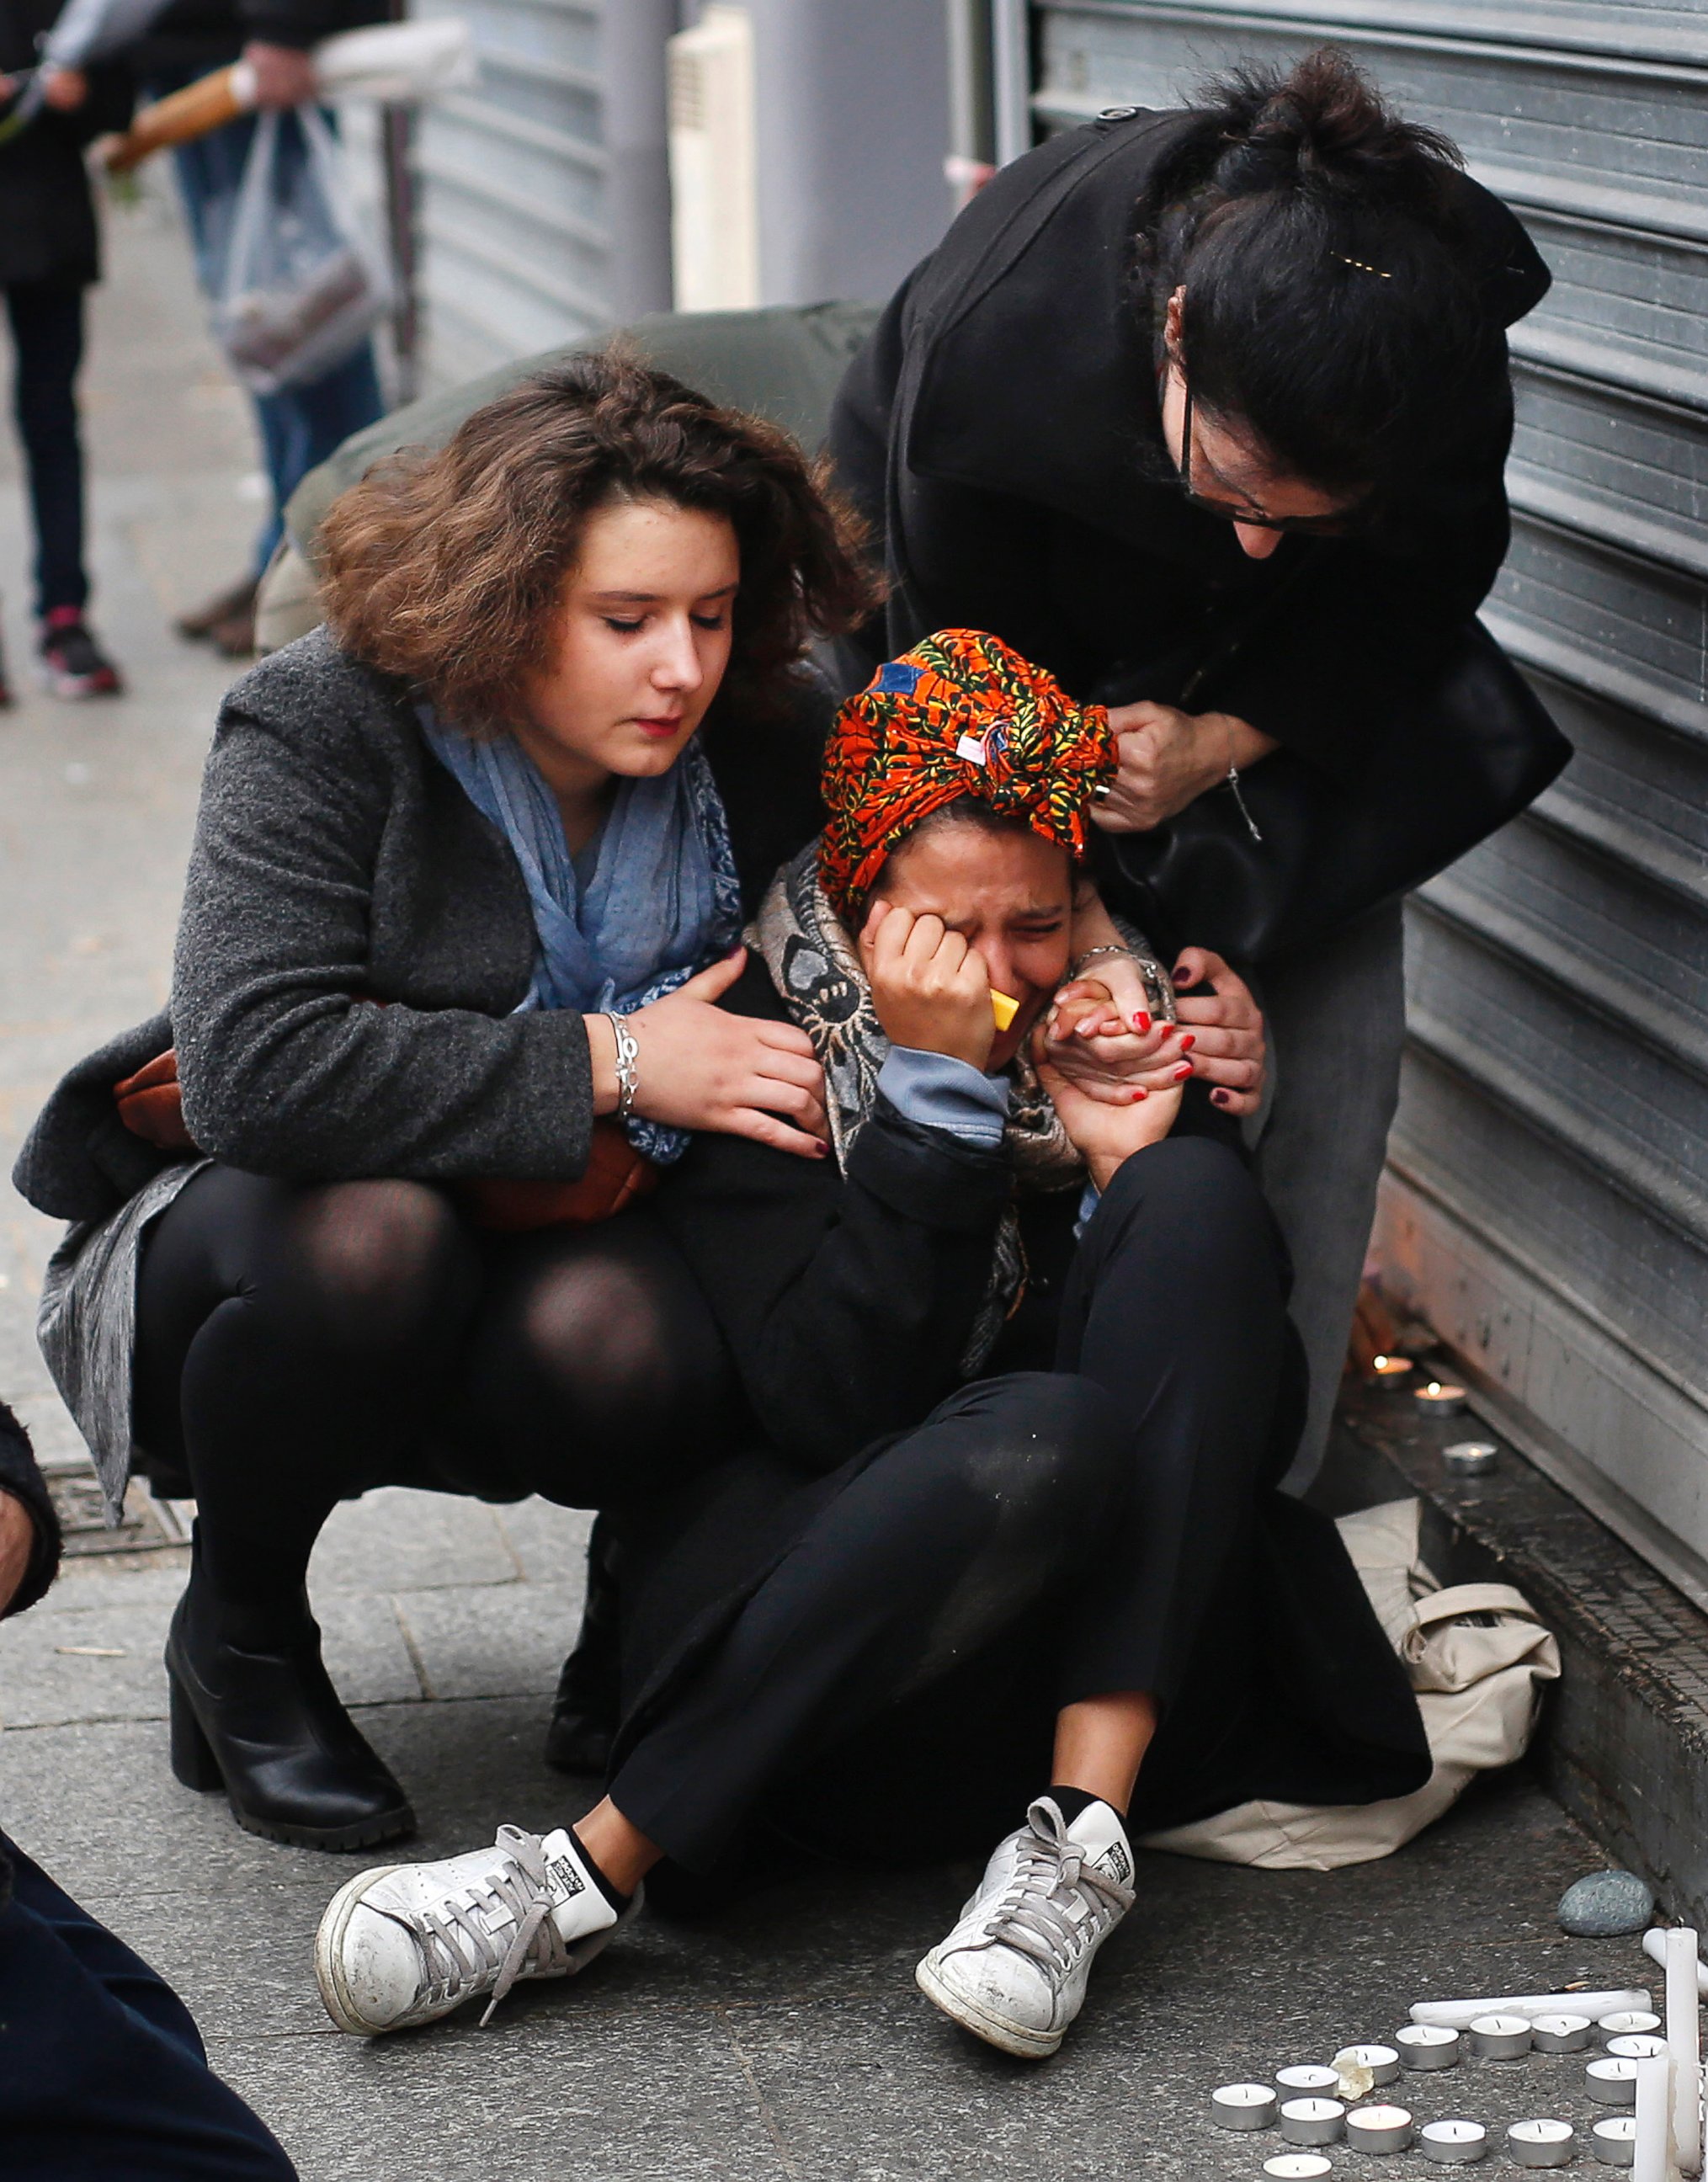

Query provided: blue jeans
[163,95,385,577]
[0,1835,297,2179]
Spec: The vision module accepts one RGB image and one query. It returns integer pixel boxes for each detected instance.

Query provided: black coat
[0,1401,61,1916]
[0,1,130,289]
[13,632,832,1225]
[827,109,1567,959]
[610,961,1429,1825]
[127,0,382,82]
[829,106,1550,770]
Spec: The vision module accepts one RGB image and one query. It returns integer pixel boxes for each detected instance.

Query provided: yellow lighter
[990,989,1019,1031]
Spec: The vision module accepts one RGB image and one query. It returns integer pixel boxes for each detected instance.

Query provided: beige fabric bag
[1137,1498,1562,1871]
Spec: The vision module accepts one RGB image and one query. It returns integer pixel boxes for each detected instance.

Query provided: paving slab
[390,1578,583,1700]
[308,1485,524,1596]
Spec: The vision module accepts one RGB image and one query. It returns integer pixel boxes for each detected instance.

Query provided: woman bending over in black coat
[311,630,1428,2060]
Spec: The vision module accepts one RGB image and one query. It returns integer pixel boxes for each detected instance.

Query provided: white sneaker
[314,1823,636,2035]
[915,1796,1136,2057]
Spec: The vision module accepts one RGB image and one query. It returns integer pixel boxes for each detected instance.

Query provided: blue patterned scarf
[422,710,742,1163]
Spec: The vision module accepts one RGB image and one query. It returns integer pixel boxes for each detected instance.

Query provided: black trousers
[611,1137,1295,1873]
[7,279,88,619]
[135,1168,730,1646]
[0,1836,296,2180]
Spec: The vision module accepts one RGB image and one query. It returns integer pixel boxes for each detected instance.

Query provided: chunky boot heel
[168,1671,223,1791]
[164,1590,415,1851]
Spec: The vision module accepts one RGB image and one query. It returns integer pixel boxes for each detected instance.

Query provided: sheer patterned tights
[134,1167,729,1648]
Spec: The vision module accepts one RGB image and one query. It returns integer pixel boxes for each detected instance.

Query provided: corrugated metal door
[1031,2,1708,1600]
[408,0,615,382]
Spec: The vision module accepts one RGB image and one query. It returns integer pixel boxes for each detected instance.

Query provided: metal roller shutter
[1033,1,1708,1599]
[410,0,613,383]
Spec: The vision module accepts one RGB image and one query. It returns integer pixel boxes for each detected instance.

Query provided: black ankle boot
[545,1515,621,1775]
[165,1589,415,1851]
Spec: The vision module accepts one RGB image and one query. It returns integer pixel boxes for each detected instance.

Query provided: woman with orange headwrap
[311,631,1428,2061]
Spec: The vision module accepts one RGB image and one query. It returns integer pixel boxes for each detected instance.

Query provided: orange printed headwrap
[818,629,1116,920]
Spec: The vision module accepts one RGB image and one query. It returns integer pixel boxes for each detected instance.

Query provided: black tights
[135,1168,729,1647]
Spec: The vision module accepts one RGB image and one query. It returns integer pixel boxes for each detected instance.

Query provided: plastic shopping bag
[214,105,391,396]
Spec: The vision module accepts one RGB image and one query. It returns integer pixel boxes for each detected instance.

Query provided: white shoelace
[406,1825,574,2026]
[976,1801,1136,1977]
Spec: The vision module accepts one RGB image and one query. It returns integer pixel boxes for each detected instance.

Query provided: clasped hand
[1040,946,1266,1119]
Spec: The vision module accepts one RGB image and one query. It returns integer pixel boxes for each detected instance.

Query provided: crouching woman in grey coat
[11,353,878,1851]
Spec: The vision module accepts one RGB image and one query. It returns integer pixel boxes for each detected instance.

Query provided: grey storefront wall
[1030,3,1708,1600]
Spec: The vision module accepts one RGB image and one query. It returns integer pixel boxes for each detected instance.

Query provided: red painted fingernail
[1211,1088,1230,1106]
[1132,1011,1151,1033]
[1128,1087,1147,1102]
[1177,1032,1195,1053]
[1173,1062,1193,1081]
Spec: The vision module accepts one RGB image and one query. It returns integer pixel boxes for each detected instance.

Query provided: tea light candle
[1211,2083,1280,2131]
[1607,2034,1671,2061]
[1420,2119,1488,2164]
[1335,2044,1401,2087]
[1591,2115,1638,2167]
[1264,2159,1333,2180]
[1467,2012,1533,2058]
[1444,1440,1498,1475]
[1346,2103,1413,2154]
[1370,1354,1414,1386]
[1397,2023,1462,2070]
[1533,2013,1594,2053]
[1508,2119,1575,2169]
[1280,2097,1346,2147]
[1599,2011,1663,2041]
[1276,2065,1342,2095]
[1588,2056,1641,2105]
[1415,1378,1468,1417]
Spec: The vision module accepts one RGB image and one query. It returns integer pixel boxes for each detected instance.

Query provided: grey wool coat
[15,627,829,1226]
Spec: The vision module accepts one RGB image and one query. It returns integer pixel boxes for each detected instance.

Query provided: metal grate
[1033,0,1708,1588]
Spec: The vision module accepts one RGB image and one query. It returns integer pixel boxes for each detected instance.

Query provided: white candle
[1665,1925,1702,2176]
[1212,2083,1280,2131]
[1414,1379,1468,1416]
[1264,2159,1333,2180]
[1508,2120,1575,2169]
[1280,2097,1346,2147]
[1419,2119,1488,2165]
[1413,1988,1651,2030]
[1467,2011,1533,2058]
[1276,2065,1341,2094]
[1397,2023,1462,2069]
[1345,2103,1413,2153]
[1645,1926,1708,1997]
[1533,2012,1594,2052]
[1633,2051,1672,2182]
[1601,2012,1664,2041]
[1588,2057,1641,2105]
[1335,2044,1401,2086]
[1591,2115,1639,2167]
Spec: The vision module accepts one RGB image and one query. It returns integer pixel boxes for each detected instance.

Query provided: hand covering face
[817,627,1115,920]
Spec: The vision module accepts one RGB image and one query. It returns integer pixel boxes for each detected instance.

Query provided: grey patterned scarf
[752,845,1084,1372]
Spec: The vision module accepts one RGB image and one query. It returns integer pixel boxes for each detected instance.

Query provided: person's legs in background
[5,279,121,700]
[163,104,385,656]
[1253,899,1407,1494]
[0,1836,298,2180]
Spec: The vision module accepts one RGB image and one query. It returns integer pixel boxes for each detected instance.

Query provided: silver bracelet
[1069,944,1139,979]
[1222,716,1264,844]
[609,1015,640,1123]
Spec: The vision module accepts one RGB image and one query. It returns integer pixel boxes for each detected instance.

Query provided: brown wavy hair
[317,348,882,732]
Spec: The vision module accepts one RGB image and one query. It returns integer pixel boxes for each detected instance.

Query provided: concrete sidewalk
[0,180,1659,2182]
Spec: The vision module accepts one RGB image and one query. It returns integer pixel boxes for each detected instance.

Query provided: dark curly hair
[317,348,882,732]
[1134,48,1512,512]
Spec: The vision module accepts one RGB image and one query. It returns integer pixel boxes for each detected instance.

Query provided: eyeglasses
[1175,382,1364,539]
